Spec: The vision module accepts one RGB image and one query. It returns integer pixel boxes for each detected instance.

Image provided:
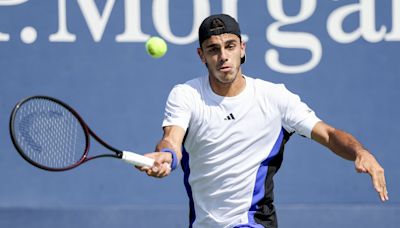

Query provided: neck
[209,72,246,97]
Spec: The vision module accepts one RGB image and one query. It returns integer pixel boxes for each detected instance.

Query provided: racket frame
[9,95,124,171]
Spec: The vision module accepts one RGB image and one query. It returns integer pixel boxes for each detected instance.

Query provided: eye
[207,47,218,54]
[226,43,236,50]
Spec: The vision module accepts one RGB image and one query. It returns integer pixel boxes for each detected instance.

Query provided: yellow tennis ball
[145,36,167,58]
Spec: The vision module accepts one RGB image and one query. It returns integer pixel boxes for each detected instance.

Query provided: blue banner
[0,1,399,227]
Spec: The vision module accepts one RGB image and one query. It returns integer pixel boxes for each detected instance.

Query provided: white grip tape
[122,151,154,167]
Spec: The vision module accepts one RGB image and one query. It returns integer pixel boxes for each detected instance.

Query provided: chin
[217,74,236,84]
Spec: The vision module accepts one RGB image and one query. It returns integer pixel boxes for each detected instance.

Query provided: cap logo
[209,27,225,32]
[209,19,225,34]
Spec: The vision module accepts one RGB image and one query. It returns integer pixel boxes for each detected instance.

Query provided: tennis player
[138,14,389,228]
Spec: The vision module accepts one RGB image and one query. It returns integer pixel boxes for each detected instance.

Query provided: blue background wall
[0,1,399,227]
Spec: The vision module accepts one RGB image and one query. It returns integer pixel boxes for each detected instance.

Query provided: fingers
[371,167,389,202]
[145,161,171,178]
[355,166,367,173]
[135,152,172,178]
[355,152,389,202]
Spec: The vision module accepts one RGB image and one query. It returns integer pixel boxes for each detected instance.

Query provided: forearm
[156,138,182,161]
[311,121,388,202]
[155,125,185,162]
[326,128,368,161]
[311,121,368,161]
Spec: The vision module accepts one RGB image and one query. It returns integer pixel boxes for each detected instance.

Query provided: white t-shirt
[162,75,320,228]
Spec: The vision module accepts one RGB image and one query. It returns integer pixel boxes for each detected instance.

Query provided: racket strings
[14,98,86,169]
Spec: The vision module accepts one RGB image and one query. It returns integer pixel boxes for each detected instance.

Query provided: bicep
[278,85,321,138]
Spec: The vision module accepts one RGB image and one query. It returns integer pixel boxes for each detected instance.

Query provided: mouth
[218,65,232,72]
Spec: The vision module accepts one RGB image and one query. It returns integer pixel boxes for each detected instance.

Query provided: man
[138,14,388,228]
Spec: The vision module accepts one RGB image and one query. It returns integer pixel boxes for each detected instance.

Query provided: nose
[219,48,228,62]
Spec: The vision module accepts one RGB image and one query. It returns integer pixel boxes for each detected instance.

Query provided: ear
[197,47,206,64]
[240,41,246,59]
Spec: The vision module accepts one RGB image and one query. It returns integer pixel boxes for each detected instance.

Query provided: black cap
[198,14,245,64]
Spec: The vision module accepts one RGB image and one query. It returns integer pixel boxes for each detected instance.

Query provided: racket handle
[122,151,154,167]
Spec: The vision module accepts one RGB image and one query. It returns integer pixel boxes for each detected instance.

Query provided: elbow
[311,121,336,148]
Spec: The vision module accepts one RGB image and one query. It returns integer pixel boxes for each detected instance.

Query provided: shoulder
[171,76,205,95]
[166,76,206,105]
[246,75,290,97]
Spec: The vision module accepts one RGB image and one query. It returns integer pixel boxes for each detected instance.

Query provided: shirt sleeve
[278,85,321,138]
[162,84,192,131]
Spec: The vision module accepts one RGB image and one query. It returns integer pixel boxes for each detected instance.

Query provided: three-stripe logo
[224,113,235,120]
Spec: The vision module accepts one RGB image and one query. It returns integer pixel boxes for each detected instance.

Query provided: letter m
[77,0,115,42]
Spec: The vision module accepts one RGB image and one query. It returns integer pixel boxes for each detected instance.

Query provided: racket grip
[122,151,154,167]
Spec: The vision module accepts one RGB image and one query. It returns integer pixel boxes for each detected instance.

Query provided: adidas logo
[224,113,235,120]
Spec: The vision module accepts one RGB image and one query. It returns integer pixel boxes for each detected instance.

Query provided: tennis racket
[9,95,154,171]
